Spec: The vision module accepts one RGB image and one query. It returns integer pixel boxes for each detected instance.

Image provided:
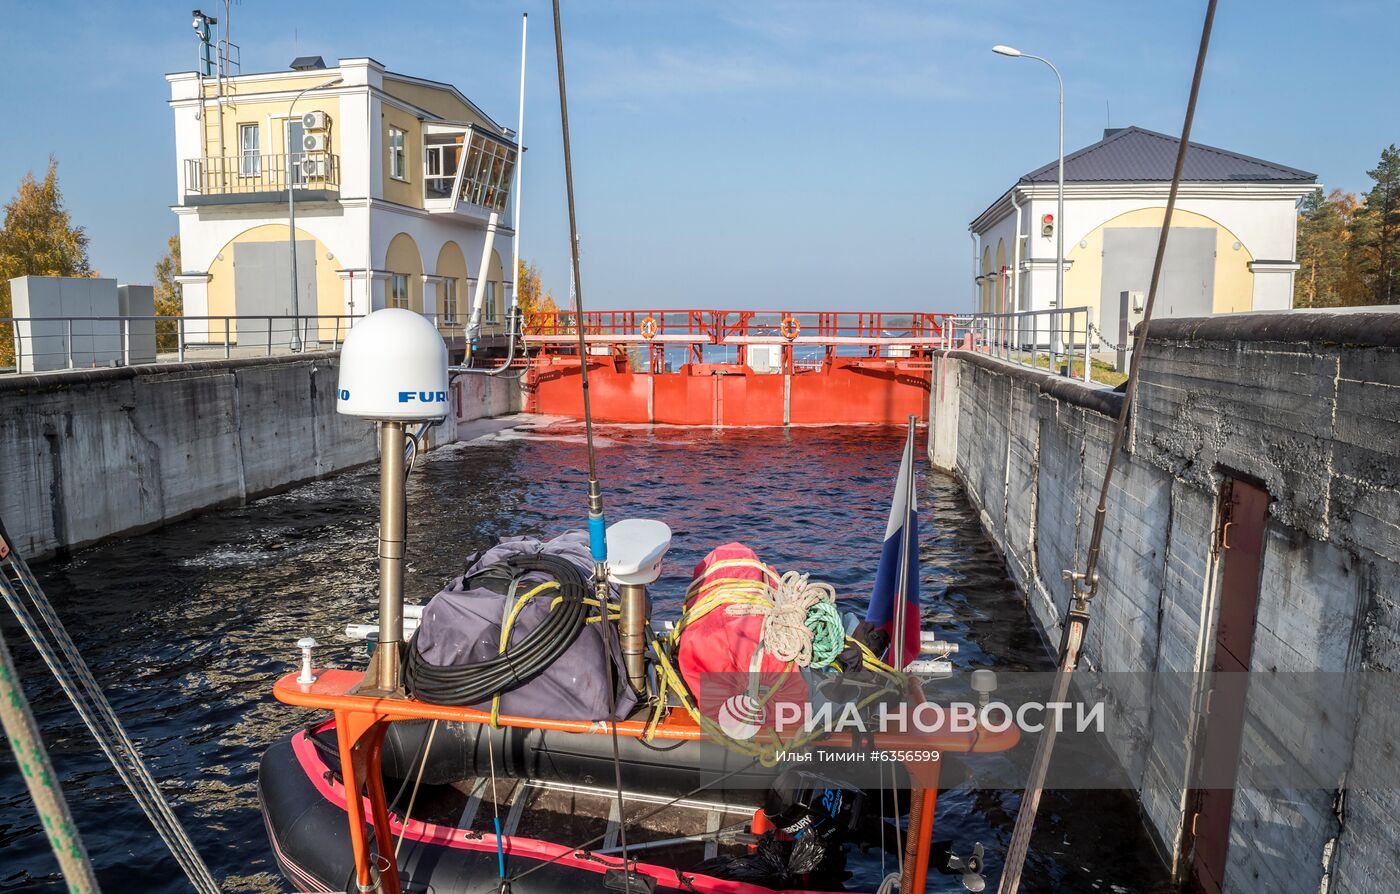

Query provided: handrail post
[225,318,231,359]
[1082,310,1092,383]
[122,318,129,365]
[268,317,274,356]
[177,317,186,362]
[65,318,74,369]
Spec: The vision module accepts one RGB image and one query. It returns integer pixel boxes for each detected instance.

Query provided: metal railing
[0,314,365,376]
[183,152,341,196]
[940,306,1100,384]
[521,309,955,376]
[526,309,952,344]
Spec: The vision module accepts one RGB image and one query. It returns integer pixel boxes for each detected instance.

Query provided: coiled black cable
[404,552,590,706]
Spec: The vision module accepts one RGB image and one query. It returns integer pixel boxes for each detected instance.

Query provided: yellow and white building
[969,126,1316,346]
[167,56,516,350]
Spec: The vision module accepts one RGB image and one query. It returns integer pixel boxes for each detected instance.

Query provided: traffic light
[1041,213,1055,238]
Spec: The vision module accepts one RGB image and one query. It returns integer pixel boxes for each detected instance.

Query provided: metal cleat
[970,669,997,707]
[296,637,318,685]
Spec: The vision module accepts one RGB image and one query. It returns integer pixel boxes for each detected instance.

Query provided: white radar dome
[337,308,450,420]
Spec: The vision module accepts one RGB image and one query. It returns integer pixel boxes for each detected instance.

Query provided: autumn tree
[1295,189,1361,307]
[1356,145,1400,304]
[153,235,183,351]
[1293,143,1400,309]
[516,259,559,334]
[0,157,92,364]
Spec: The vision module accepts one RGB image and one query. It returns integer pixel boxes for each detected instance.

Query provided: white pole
[510,13,527,323]
[466,212,501,353]
[969,231,980,311]
[364,79,374,319]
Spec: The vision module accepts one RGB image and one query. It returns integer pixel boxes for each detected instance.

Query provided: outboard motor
[762,768,867,876]
[697,767,873,890]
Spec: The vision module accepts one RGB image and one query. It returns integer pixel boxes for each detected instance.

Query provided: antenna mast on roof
[191,4,240,166]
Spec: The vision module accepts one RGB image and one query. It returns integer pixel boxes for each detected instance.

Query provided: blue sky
[0,0,1393,310]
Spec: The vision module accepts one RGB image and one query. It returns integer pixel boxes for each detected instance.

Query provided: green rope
[0,624,99,894]
[805,601,845,669]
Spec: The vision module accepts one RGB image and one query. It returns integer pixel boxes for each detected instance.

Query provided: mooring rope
[0,622,100,893]
[394,719,440,859]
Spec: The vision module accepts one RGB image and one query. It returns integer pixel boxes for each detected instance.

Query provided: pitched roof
[1020,126,1315,184]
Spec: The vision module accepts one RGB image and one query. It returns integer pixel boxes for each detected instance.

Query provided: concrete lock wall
[0,353,521,559]
[928,311,1400,894]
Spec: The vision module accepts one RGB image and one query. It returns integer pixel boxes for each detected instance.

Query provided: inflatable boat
[261,718,892,893]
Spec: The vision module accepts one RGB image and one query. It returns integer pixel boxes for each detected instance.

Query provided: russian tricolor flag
[865,432,920,670]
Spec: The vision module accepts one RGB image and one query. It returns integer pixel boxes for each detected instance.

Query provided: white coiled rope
[729,570,842,668]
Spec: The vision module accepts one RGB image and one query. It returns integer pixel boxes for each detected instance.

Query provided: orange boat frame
[274,669,1019,894]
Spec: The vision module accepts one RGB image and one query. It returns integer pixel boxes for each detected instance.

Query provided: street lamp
[287,76,343,352]
[993,45,1064,362]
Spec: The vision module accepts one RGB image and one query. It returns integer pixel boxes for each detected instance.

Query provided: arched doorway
[385,233,425,313]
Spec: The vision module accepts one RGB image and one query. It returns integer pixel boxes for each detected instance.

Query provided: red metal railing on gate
[523,309,951,347]
[517,309,950,426]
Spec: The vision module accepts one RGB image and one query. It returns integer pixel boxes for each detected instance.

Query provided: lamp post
[993,45,1064,362]
[287,76,343,352]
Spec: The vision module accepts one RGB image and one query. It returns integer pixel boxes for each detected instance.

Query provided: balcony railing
[183,153,340,198]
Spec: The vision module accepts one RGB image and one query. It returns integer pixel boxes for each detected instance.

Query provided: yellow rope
[489,581,560,726]
[644,563,908,764]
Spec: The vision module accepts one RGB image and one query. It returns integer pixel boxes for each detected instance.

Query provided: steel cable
[995,1,1219,890]
[0,550,220,893]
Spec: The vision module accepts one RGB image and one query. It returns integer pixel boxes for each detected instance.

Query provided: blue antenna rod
[552,0,605,563]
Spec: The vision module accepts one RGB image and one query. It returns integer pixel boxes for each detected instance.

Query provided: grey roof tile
[1020,126,1315,183]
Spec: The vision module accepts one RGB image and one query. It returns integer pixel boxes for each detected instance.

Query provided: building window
[459,131,517,211]
[389,127,407,181]
[442,278,458,324]
[390,273,409,309]
[484,280,498,323]
[239,123,260,176]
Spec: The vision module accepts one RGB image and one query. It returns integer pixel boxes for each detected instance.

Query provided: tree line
[0,158,184,364]
[1295,144,1400,307]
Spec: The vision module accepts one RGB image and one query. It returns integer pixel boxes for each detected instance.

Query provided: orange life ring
[640,316,659,340]
[780,316,801,340]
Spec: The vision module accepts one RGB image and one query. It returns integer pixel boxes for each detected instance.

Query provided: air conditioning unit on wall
[300,157,329,179]
[303,133,329,152]
[302,110,330,131]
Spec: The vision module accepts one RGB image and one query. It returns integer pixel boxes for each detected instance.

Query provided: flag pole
[892,414,917,670]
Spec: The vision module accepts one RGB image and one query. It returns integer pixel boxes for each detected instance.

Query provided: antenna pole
[362,420,407,696]
[551,0,605,558]
[996,1,1218,890]
[552,4,634,882]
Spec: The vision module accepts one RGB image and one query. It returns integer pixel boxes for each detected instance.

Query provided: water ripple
[0,422,1166,892]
